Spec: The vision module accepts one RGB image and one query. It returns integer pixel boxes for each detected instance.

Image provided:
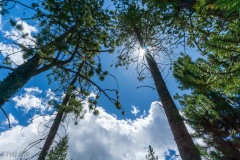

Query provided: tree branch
[136,85,157,90]
[0,65,14,71]
[1,108,11,128]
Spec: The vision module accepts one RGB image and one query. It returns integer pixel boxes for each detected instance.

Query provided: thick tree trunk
[0,25,77,109]
[0,55,40,109]
[38,112,64,160]
[145,53,201,160]
[133,26,201,159]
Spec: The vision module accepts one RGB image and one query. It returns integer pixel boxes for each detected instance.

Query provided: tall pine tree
[112,1,201,159]
[0,0,116,109]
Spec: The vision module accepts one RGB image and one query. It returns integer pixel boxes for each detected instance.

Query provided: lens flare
[139,48,145,56]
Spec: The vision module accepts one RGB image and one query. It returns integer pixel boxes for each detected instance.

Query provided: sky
[0,1,200,159]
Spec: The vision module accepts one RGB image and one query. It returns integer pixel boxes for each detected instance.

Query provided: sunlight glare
[139,48,145,57]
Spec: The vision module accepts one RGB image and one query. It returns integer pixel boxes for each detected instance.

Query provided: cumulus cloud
[12,87,54,112]
[12,87,45,112]
[131,105,140,116]
[0,115,53,160]
[0,102,178,160]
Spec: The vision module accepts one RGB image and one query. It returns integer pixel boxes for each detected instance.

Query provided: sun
[139,48,145,57]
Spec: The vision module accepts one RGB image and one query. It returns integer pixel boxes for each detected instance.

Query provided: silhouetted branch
[0,108,10,128]
[0,65,14,71]
[136,85,157,90]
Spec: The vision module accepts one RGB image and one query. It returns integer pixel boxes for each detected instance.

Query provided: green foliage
[146,145,158,160]
[113,0,174,70]
[93,109,100,116]
[15,24,23,31]
[114,101,121,109]
[176,91,240,159]
[173,9,240,155]
[9,19,16,26]
[31,0,122,113]
[168,1,240,158]
[172,0,240,95]
[173,22,240,157]
[174,52,240,96]
[194,0,240,19]
[113,2,201,159]
[47,136,69,160]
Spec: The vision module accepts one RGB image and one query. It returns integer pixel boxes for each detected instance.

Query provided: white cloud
[0,18,37,66]
[0,42,24,65]
[131,105,140,116]
[0,115,53,160]
[3,19,37,46]
[46,89,57,100]
[0,102,178,160]
[179,111,206,147]
[12,87,52,112]
[12,89,44,112]
[24,87,42,94]
[140,110,147,118]
[2,114,19,126]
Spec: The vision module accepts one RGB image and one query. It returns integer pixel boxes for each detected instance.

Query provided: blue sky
[0,1,194,159]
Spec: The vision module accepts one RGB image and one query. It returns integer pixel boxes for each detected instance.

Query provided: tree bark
[0,25,77,109]
[38,112,64,160]
[0,55,40,109]
[133,26,201,159]
[145,53,201,160]
[38,71,79,160]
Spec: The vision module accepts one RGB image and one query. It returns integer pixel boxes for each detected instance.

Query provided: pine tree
[146,145,158,160]
[47,136,69,160]
[0,0,116,109]
[1,1,121,159]
[174,90,240,159]
[37,58,120,160]
[38,71,79,160]
[112,1,201,159]
[170,0,240,158]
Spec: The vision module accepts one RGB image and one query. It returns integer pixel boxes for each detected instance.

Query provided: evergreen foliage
[47,136,69,160]
[112,1,201,159]
[0,0,121,111]
[0,0,239,159]
[171,1,240,158]
[143,0,240,158]
[175,91,240,159]
[146,145,158,160]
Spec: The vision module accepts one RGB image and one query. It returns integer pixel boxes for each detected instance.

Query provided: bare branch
[136,85,157,90]
[0,108,11,128]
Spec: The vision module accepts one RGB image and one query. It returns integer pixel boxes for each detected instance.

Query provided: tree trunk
[145,53,201,160]
[133,26,201,159]
[0,25,77,109]
[38,72,78,160]
[0,55,40,109]
[38,112,64,160]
